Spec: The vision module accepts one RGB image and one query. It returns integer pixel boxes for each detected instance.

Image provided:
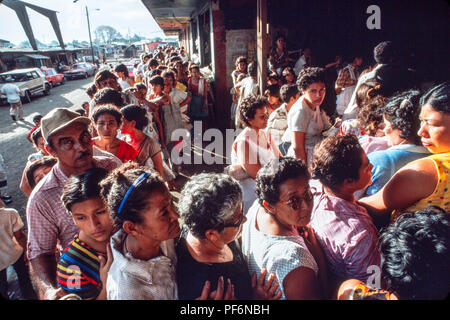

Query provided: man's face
[98,77,119,91]
[47,122,93,172]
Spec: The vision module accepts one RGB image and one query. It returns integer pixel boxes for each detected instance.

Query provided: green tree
[94,25,119,44]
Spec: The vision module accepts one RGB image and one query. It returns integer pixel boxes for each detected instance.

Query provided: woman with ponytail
[363,90,430,196]
[359,82,450,227]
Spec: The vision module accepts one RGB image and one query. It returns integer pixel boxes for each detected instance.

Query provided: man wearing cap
[1,76,23,121]
[26,108,118,300]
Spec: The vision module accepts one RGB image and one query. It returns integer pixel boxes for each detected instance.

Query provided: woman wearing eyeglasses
[241,157,327,300]
[101,163,180,300]
[309,135,381,294]
[176,173,282,300]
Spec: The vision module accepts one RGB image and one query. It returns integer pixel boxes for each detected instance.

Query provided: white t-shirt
[1,83,21,103]
[0,207,24,271]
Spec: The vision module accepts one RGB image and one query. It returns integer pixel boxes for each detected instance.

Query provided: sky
[0,0,167,45]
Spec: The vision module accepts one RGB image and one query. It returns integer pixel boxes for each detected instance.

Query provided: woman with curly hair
[282,67,296,85]
[176,173,281,300]
[241,157,327,299]
[231,56,247,86]
[359,82,450,225]
[309,135,381,289]
[230,96,281,214]
[286,67,331,165]
[364,90,430,196]
[101,163,180,300]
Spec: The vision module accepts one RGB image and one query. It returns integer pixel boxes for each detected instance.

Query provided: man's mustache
[76,151,92,160]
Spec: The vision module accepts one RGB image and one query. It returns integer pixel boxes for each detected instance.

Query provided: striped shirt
[309,183,381,283]
[57,234,105,299]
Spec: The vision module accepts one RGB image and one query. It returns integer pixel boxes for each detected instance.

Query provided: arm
[179,94,191,108]
[152,111,166,148]
[292,131,307,162]
[236,140,261,180]
[358,158,437,218]
[13,229,27,251]
[151,151,165,181]
[283,266,321,300]
[96,243,113,300]
[19,164,32,197]
[30,254,65,300]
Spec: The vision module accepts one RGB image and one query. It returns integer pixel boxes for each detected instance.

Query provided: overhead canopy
[141,0,209,36]
[21,54,50,60]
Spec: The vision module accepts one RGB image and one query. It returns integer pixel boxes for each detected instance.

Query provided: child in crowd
[27,114,42,143]
[264,84,282,116]
[57,168,114,300]
[0,199,37,299]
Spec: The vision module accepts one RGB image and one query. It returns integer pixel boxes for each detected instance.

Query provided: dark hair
[374,41,396,64]
[114,64,129,77]
[26,156,57,189]
[239,95,268,127]
[31,127,43,148]
[247,61,257,77]
[120,104,148,131]
[267,72,279,81]
[149,68,162,77]
[358,95,388,136]
[379,206,450,300]
[74,108,86,116]
[94,70,117,89]
[86,83,98,99]
[419,82,450,114]
[256,157,310,206]
[149,75,165,88]
[92,88,124,108]
[280,84,299,103]
[100,162,167,229]
[189,64,200,72]
[311,135,364,191]
[282,67,294,77]
[235,56,247,69]
[33,114,43,123]
[178,173,242,239]
[62,167,109,212]
[355,80,383,109]
[296,67,326,91]
[161,70,175,82]
[148,58,159,68]
[383,90,422,144]
[135,83,147,91]
[92,105,122,126]
[264,84,280,98]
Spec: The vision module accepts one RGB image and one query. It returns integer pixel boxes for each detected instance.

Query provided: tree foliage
[94,25,119,44]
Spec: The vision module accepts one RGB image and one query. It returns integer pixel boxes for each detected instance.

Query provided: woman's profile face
[247,107,269,130]
[133,190,181,244]
[418,103,450,154]
[271,177,313,227]
[218,202,246,244]
[303,82,326,107]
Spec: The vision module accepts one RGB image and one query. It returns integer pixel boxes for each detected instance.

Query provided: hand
[44,287,67,300]
[195,277,236,300]
[335,87,342,95]
[251,268,282,300]
[99,243,113,286]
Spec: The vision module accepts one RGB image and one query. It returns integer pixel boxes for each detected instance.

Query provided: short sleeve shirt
[1,83,21,103]
[0,207,24,270]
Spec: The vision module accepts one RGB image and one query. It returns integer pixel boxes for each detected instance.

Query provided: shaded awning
[141,0,208,36]
[20,54,50,60]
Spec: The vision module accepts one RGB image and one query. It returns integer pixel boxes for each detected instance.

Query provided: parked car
[64,62,96,80]
[0,68,51,104]
[41,67,65,87]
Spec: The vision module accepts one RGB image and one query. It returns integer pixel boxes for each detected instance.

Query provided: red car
[41,67,66,87]
[64,62,97,80]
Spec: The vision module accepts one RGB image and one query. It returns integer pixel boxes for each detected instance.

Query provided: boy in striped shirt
[57,168,114,300]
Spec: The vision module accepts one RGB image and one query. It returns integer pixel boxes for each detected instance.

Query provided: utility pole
[86,6,95,64]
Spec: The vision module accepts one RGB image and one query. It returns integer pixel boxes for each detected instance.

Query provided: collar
[389,144,430,154]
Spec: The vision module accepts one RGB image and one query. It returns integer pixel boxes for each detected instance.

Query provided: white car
[0,68,51,104]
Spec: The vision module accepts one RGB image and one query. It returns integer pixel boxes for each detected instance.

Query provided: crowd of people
[0,40,448,301]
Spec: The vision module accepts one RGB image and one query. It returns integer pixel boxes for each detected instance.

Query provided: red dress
[115,140,138,163]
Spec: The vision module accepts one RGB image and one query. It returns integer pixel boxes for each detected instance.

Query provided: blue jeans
[0,252,37,300]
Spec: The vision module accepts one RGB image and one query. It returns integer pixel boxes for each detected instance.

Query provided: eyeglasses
[57,131,91,151]
[223,212,245,229]
[279,187,315,211]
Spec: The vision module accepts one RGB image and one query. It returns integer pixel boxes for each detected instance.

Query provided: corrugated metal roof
[20,54,50,60]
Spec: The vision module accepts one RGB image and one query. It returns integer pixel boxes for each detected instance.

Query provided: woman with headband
[101,163,180,300]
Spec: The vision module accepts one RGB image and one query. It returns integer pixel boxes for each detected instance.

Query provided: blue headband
[117,172,152,215]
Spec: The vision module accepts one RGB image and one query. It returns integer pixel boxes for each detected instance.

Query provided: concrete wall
[225,29,256,88]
